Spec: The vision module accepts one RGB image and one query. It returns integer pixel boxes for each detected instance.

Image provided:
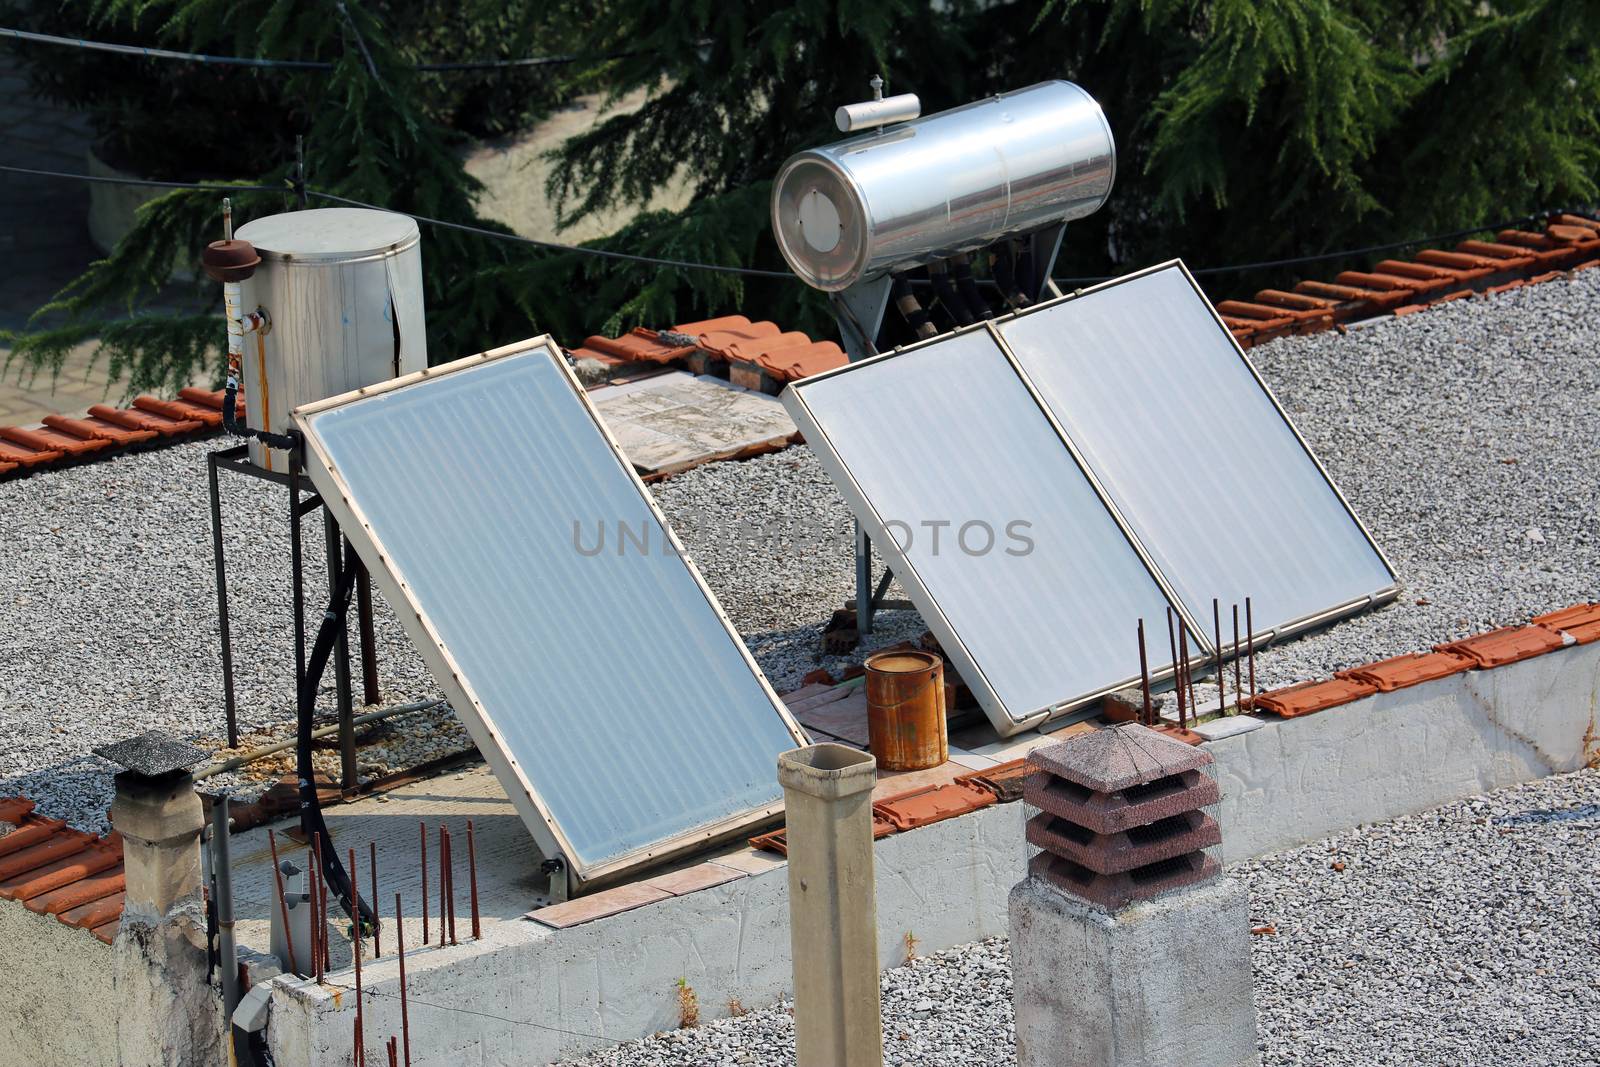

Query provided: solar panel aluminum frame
[994,259,1399,649]
[293,337,809,892]
[784,320,1211,738]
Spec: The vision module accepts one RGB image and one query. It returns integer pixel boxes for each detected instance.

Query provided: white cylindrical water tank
[233,207,427,470]
[772,81,1115,292]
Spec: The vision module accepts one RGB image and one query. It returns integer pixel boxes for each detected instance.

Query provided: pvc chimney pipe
[778,744,884,1067]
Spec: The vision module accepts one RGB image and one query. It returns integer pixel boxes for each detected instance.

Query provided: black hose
[988,244,1031,310]
[891,276,938,339]
[297,536,378,931]
[927,262,975,326]
[1013,240,1037,303]
[950,254,993,319]
[223,378,297,451]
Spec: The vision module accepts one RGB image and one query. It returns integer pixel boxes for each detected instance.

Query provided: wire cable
[0,162,288,194]
[308,189,798,278]
[3,161,1585,285]
[2,25,637,73]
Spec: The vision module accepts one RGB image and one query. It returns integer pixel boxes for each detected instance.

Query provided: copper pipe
[1166,607,1185,724]
[1213,598,1225,717]
[1232,603,1243,710]
[1246,597,1257,704]
[266,829,299,976]
[369,841,380,957]
[419,822,429,945]
[395,892,411,1067]
[466,820,481,940]
[350,846,364,1067]
[1177,621,1191,730]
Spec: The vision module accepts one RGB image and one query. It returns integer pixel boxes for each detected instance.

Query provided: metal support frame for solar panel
[784,323,1209,738]
[992,260,1398,649]
[294,337,808,894]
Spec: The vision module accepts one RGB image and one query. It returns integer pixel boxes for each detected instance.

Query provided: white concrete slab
[588,371,795,475]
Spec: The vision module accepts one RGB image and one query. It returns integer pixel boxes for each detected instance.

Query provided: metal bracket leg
[323,513,357,793]
[208,451,239,748]
[854,521,873,634]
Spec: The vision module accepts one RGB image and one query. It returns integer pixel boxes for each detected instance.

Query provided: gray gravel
[0,440,445,829]
[4,272,1599,827]
[558,768,1600,1067]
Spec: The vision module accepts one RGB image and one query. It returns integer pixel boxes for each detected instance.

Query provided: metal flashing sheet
[295,338,806,889]
[783,327,1178,736]
[997,263,1397,641]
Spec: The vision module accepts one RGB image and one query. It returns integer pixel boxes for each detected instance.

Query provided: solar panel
[295,338,806,889]
[996,263,1396,642]
[783,326,1182,735]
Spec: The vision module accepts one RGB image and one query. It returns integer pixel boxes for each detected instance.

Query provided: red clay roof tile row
[1241,603,1593,720]
[1227,212,1600,348]
[0,388,228,481]
[569,314,847,385]
[0,798,124,944]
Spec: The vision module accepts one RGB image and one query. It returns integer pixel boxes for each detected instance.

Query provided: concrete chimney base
[1008,875,1259,1067]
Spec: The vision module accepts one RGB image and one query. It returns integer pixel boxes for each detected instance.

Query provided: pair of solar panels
[783,262,1396,736]
[295,339,807,892]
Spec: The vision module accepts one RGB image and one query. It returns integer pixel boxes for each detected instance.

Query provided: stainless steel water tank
[772,81,1115,291]
[233,208,427,470]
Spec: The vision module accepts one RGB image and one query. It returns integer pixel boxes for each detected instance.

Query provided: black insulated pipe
[988,244,1031,310]
[1013,239,1037,303]
[222,379,297,451]
[927,261,975,326]
[891,276,938,339]
[298,535,379,931]
[950,254,993,319]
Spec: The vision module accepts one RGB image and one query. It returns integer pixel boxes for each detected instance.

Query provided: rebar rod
[1166,607,1185,724]
[467,820,481,940]
[1213,598,1225,716]
[369,841,381,957]
[419,822,429,945]
[350,846,365,1067]
[1137,620,1153,726]
[267,829,299,975]
[1246,597,1257,704]
[396,892,411,1067]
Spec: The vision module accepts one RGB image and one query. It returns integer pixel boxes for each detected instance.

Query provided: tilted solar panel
[295,338,806,890]
[996,263,1396,643]
[783,326,1183,736]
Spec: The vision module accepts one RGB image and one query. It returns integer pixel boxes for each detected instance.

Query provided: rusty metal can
[864,650,947,771]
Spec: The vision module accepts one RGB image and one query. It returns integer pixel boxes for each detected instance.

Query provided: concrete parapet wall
[0,899,117,1067]
[1211,638,1599,863]
[266,638,1600,1065]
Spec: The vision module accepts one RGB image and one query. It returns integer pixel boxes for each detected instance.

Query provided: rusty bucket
[864,650,947,771]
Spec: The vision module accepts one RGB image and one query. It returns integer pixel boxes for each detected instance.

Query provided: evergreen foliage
[4,0,1597,395]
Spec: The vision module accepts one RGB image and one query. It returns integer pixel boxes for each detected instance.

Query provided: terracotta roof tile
[873,780,995,831]
[1532,602,1600,645]
[1247,677,1376,718]
[0,800,126,940]
[0,424,111,458]
[1336,650,1475,692]
[1436,625,1567,668]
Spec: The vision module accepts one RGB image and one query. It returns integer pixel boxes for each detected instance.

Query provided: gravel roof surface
[556,768,1600,1067]
[4,272,1598,829]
